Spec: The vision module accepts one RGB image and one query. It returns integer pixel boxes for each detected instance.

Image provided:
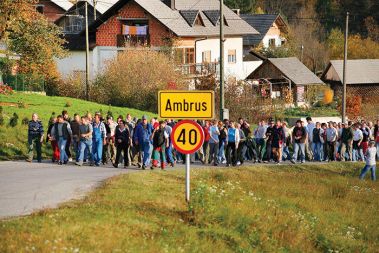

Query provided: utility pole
[342,12,349,123]
[85,0,90,101]
[93,0,97,20]
[300,44,304,63]
[219,0,225,120]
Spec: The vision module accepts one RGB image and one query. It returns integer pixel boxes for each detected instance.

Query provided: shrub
[65,100,72,107]
[58,73,86,99]
[91,49,186,112]
[9,113,19,127]
[0,106,3,114]
[0,114,4,126]
[17,101,26,108]
[22,117,29,125]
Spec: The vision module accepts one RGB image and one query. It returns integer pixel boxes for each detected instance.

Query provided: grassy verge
[0,163,378,252]
[0,93,155,160]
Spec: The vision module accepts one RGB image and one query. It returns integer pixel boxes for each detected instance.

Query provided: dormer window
[180,10,204,27]
[202,10,228,26]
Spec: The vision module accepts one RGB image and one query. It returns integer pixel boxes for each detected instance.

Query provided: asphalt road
[0,161,136,219]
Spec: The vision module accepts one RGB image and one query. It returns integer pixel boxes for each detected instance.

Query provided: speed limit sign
[171,120,205,154]
[171,120,205,203]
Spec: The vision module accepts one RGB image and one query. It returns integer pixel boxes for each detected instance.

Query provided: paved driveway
[0,161,134,219]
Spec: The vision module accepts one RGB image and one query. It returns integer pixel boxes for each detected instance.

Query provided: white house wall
[196,37,246,80]
[55,51,94,79]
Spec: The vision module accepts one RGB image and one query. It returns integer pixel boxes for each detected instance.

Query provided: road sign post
[159,90,213,203]
[171,120,205,203]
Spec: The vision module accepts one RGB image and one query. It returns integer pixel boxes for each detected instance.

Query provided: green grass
[0,93,155,160]
[0,163,378,252]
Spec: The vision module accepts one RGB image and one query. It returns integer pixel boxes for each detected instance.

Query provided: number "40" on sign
[171,120,205,155]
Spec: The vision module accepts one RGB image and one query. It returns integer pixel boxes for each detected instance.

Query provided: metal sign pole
[185,154,190,203]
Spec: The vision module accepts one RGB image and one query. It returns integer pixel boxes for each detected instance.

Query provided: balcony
[178,63,219,77]
[117,34,149,48]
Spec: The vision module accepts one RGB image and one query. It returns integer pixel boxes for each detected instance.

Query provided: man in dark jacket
[291,120,307,164]
[113,120,131,168]
[27,113,44,163]
[271,120,285,164]
[151,121,168,170]
[340,122,353,161]
[134,115,153,170]
[264,120,275,163]
[51,115,72,165]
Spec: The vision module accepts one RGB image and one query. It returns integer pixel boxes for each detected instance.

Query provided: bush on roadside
[58,73,86,99]
[9,113,19,127]
[22,117,29,125]
[91,49,186,112]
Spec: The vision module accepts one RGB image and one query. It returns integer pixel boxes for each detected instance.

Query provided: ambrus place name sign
[158,91,214,119]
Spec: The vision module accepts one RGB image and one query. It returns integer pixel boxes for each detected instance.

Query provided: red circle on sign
[171,120,205,154]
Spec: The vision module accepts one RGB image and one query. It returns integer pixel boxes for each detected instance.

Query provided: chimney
[163,0,175,10]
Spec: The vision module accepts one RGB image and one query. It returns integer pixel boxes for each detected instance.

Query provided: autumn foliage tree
[91,49,187,112]
[0,0,66,93]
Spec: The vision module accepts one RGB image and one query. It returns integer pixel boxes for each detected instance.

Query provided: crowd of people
[27,112,378,180]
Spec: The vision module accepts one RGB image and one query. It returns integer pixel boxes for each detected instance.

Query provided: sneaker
[290,160,296,164]
[222,160,227,164]
[301,160,305,164]
[237,161,241,166]
[113,163,118,168]
[142,164,146,170]
[68,158,73,162]
[137,163,142,168]
[58,161,63,165]
[170,162,175,167]
[150,166,154,170]
[214,163,218,166]
[75,162,83,166]
[26,159,32,163]
[226,164,230,167]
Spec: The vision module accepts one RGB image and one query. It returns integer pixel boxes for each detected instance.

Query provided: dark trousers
[28,136,42,161]
[237,141,247,164]
[327,141,335,161]
[115,144,130,166]
[266,142,272,161]
[226,142,237,165]
[65,138,71,159]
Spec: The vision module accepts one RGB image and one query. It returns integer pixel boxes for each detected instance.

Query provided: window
[269,38,276,48]
[228,50,236,64]
[35,4,44,14]
[118,20,149,47]
[62,16,84,34]
[175,48,195,65]
[202,51,211,63]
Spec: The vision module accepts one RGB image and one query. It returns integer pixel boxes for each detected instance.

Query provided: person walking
[27,113,44,163]
[306,117,315,161]
[62,110,72,162]
[164,120,175,167]
[218,120,228,164]
[151,121,169,170]
[359,141,377,181]
[201,121,211,164]
[271,120,285,164]
[282,122,291,161]
[339,122,353,161]
[291,120,307,164]
[254,120,267,163]
[134,115,153,170]
[361,122,371,155]
[352,124,364,161]
[46,116,60,163]
[325,122,338,162]
[208,120,220,166]
[264,120,275,163]
[92,113,106,166]
[113,120,131,169]
[374,120,379,160]
[312,122,324,162]
[236,123,247,166]
[226,121,240,167]
[76,116,94,166]
[51,115,72,165]
[70,114,81,162]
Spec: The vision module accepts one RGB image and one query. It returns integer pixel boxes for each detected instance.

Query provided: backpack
[153,129,165,147]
